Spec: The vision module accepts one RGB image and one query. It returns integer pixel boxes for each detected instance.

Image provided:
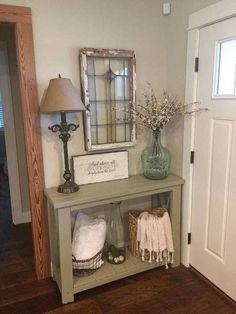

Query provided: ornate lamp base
[57,180,79,194]
[48,111,80,194]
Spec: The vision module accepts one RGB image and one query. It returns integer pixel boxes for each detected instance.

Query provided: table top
[45,174,184,210]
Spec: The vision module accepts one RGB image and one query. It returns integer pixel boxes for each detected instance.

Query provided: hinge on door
[194,57,199,72]
[190,151,195,164]
[188,233,191,245]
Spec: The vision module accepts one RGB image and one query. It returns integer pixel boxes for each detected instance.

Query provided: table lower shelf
[73,250,167,294]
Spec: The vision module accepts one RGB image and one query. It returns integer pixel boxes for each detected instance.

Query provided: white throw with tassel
[136,210,174,268]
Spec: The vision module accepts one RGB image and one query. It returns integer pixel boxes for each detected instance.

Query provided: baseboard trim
[189,265,236,305]
[13,211,31,224]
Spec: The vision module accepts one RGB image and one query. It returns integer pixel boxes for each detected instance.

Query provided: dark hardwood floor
[0,262,235,314]
[0,185,235,314]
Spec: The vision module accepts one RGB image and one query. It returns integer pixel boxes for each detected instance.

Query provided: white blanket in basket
[72,212,106,269]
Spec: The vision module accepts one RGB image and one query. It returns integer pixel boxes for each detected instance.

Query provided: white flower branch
[113,86,208,132]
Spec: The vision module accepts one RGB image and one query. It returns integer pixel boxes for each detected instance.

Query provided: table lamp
[41,75,86,193]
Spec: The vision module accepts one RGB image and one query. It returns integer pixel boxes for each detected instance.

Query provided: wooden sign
[72,151,128,185]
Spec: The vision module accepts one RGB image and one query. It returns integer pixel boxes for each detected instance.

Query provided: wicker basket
[72,248,104,277]
[128,208,166,261]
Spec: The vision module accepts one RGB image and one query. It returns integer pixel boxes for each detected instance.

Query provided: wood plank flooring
[0,202,235,313]
[1,264,235,314]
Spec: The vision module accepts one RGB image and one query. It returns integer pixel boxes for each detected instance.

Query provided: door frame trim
[0,4,50,279]
[182,0,236,266]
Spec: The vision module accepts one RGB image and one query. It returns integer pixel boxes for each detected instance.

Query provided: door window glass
[0,95,4,129]
[215,39,236,96]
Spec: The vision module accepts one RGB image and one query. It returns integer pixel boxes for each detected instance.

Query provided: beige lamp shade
[41,77,86,113]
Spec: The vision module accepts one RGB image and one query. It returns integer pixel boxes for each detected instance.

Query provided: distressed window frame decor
[80,48,136,151]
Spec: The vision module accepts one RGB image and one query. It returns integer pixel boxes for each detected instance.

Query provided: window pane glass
[95,77,106,101]
[116,123,126,142]
[87,57,95,75]
[96,103,107,125]
[0,95,4,129]
[94,58,109,75]
[124,60,129,76]
[217,39,236,95]
[88,77,96,101]
[97,125,108,144]
[110,59,124,75]
[89,102,97,125]
[91,126,97,145]
[125,77,130,99]
[114,76,125,100]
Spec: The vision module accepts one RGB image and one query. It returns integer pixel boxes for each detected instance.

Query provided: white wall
[1,0,221,188]
[1,0,169,188]
[164,0,221,176]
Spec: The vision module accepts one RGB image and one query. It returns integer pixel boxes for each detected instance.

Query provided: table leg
[47,200,56,280]
[170,185,181,267]
[57,207,74,303]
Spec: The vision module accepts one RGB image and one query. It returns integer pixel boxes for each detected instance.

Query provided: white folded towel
[136,210,174,268]
[72,212,106,269]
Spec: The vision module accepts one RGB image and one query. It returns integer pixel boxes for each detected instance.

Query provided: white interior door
[190,17,236,301]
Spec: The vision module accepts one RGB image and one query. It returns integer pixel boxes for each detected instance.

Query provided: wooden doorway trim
[0,4,50,279]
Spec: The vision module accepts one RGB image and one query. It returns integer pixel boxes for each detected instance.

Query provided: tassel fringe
[137,247,174,268]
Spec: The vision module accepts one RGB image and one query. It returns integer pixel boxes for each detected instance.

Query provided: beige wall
[1,0,221,188]
[2,0,168,188]
[164,0,221,175]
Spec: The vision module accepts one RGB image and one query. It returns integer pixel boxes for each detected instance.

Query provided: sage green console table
[45,174,184,304]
